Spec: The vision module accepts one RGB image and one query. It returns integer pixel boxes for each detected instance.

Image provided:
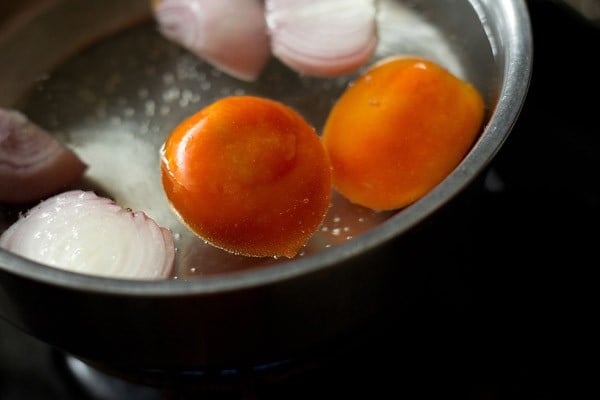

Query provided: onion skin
[0,190,175,280]
[266,0,378,77]
[152,0,271,82]
[0,108,87,204]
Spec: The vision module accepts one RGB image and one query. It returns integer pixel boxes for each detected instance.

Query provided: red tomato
[322,56,485,210]
[160,96,331,258]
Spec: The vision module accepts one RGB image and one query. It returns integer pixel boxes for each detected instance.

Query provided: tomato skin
[160,95,331,258]
[322,56,485,211]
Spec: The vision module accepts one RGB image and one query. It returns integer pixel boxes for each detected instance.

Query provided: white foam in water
[66,124,178,233]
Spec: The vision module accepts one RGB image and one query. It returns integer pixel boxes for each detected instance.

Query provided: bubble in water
[145,100,156,116]
[138,88,149,99]
[160,105,170,116]
[162,73,175,85]
[162,87,180,103]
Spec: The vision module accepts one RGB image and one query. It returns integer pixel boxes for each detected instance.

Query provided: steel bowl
[0,0,533,371]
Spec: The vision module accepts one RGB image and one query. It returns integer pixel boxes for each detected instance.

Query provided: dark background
[1,0,596,398]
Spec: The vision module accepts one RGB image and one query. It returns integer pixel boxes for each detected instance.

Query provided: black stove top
[1,1,596,398]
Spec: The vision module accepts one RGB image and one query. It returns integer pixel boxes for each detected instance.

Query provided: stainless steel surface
[0,0,533,369]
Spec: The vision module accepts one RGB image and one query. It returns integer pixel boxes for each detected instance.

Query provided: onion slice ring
[152,0,271,81]
[0,190,175,280]
[266,0,378,77]
[0,108,87,204]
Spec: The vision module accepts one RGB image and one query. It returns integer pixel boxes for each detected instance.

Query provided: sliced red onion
[0,190,175,280]
[153,0,271,81]
[266,0,378,77]
[0,108,87,204]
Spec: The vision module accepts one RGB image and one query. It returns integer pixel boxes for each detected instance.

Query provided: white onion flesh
[153,0,271,81]
[266,0,378,77]
[0,108,87,204]
[0,190,175,280]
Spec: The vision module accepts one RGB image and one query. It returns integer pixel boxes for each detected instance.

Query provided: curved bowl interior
[0,0,532,369]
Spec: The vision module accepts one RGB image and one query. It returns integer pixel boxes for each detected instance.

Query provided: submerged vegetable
[152,0,271,81]
[322,56,485,210]
[160,95,332,258]
[266,0,378,77]
[0,190,175,280]
[0,108,87,204]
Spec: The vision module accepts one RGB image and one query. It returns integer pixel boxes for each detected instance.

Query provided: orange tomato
[322,56,485,211]
[160,95,331,258]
